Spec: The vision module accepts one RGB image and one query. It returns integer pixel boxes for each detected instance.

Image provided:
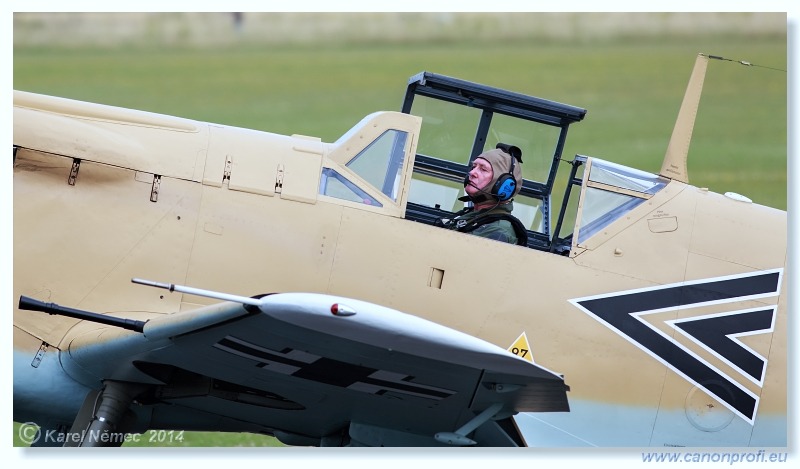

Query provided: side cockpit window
[319,129,408,206]
[576,158,668,244]
[319,168,383,207]
[346,129,407,201]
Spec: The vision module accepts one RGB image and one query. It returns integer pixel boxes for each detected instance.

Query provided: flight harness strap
[456,213,529,246]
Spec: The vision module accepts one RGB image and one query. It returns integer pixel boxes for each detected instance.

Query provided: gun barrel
[18,295,146,333]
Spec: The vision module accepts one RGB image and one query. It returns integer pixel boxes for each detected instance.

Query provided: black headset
[491,143,522,202]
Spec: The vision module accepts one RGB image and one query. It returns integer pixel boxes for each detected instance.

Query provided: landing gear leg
[64,381,143,447]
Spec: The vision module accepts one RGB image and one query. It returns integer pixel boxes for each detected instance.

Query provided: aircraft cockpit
[317,71,672,257]
[400,71,589,254]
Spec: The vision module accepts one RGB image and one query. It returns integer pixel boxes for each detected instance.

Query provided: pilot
[438,143,528,246]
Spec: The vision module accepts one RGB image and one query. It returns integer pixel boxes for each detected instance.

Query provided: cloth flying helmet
[462,143,523,203]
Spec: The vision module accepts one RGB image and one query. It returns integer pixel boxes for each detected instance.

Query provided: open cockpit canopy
[399,71,673,255]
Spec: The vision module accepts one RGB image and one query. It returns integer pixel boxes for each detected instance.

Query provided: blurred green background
[12,12,788,448]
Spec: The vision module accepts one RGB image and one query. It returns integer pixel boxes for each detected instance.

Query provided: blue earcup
[494,176,516,201]
[491,146,517,201]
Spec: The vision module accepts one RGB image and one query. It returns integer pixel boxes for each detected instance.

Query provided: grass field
[11,28,788,448]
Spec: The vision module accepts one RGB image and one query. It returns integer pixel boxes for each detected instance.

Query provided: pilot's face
[465,158,494,196]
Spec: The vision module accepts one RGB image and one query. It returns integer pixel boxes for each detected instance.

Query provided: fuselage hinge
[32,342,50,368]
[223,155,233,187]
[150,174,162,202]
[68,158,81,186]
[275,164,285,194]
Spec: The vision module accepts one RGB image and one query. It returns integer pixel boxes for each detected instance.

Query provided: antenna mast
[660,53,709,183]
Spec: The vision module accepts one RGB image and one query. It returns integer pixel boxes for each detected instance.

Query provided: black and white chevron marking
[570,269,782,424]
[213,335,456,401]
[668,307,776,386]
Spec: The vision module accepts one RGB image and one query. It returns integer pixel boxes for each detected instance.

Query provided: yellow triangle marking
[508,332,533,363]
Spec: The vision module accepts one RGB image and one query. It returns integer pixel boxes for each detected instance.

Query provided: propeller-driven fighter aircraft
[13,53,787,447]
